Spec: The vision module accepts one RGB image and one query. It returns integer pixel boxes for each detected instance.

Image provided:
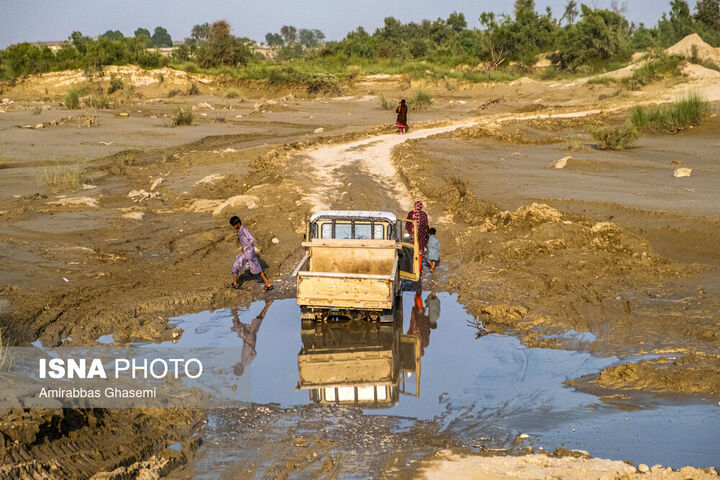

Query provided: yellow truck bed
[294,239,399,312]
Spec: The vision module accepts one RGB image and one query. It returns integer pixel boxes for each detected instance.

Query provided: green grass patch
[225,88,240,99]
[31,105,42,115]
[623,55,684,90]
[41,164,91,192]
[590,124,639,150]
[631,94,710,133]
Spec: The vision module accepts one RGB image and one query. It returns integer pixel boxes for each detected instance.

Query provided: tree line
[1,0,718,81]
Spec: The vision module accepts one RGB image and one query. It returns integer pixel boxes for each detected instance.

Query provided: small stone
[550,156,571,169]
[271,237,280,244]
[35,123,44,129]
[118,112,129,117]
[518,433,529,439]
[150,178,164,191]
[638,464,649,473]
[673,167,692,178]
[314,127,324,134]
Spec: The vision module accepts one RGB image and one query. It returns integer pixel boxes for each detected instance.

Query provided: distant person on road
[231,300,273,376]
[229,216,273,291]
[396,99,408,134]
[406,201,429,271]
[425,228,440,273]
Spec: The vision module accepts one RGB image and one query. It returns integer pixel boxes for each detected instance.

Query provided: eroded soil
[0,64,719,477]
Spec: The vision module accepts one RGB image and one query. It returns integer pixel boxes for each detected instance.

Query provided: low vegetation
[623,54,684,90]
[107,150,140,175]
[410,90,433,111]
[224,88,240,98]
[64,88,80,109]
[590,124,639,150]
[172,107,193,126]
[41,164,91,192]
[631,94,710,133]
[377,94,392,111]
[107,78,124,94]
[31,105,42,115]
[186,83,200,95]
[1,1,718,89]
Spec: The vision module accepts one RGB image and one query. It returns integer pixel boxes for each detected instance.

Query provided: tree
[100,30,124,41]
[695,0,720,29]
[558,0,579,25]
[280,25,297,45]
[151,26,173,47]
[299,28,325,48]
[134,28,152,47]
[70,31,90,55]
[555,5,631,69]
[191,23,210,44]
[197,20,252,67]
[265,32,284,46]
[447,11,467,32]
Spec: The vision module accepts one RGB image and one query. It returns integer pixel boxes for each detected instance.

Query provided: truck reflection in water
[296,300,422,409]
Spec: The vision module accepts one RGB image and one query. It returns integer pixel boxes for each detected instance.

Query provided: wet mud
[1,66,719,477]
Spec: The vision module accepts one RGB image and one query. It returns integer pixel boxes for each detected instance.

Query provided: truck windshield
[315,220,388,239]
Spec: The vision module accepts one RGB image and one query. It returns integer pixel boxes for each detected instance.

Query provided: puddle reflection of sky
[165,293,720,468]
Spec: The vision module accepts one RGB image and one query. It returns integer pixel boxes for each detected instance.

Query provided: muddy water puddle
[162,293,719,469]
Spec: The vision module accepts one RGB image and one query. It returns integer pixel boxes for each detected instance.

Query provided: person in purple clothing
[229,216,273,291]
[231,300,273,376]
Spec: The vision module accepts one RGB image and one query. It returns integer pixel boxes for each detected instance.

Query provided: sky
[1,0,690,49]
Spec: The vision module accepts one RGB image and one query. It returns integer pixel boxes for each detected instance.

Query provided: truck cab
[292,210,420,321]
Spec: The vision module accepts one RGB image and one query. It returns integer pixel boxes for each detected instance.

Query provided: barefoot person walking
[229,216,273,290]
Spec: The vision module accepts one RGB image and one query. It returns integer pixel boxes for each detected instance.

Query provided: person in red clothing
[395,99,408,133]
[406,200,429,271]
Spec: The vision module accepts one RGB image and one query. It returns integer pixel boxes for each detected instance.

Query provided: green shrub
[590,124,639,150]
[410,89,433,111]
[107,78,124,94]
[64,89,80,109]
[31,105,43,115]
[172,107,193,126]
[631,94,710,133]
[187,82,200,95]
[225,88,240,98]
[167,89,182,98]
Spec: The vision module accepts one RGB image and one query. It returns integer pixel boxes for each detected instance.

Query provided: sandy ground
[0,59,719,477]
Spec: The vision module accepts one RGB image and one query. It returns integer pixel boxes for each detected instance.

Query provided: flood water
[166,292,720,469]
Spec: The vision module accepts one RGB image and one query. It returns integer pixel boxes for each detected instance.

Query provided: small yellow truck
[292,210,420,322]
[296,307,421,408]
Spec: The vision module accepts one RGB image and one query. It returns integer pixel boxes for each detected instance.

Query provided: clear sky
[1,0,689,48]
